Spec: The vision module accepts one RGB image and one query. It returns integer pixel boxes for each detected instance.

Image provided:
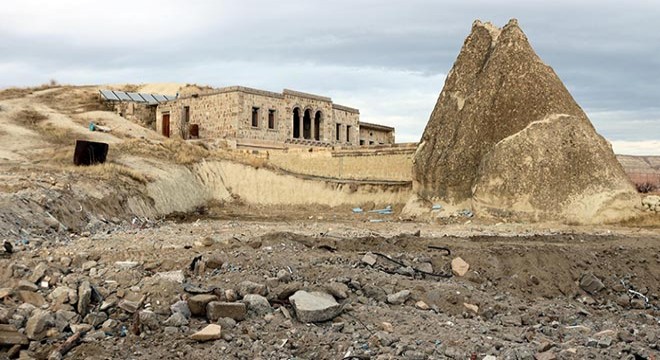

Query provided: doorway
[162,113,170,138]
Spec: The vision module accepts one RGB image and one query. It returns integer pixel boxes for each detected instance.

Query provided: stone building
[154,86,394,147]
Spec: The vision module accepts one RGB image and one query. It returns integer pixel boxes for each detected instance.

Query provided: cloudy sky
[1,0,659,155]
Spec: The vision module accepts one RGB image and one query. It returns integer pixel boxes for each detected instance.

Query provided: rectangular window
[268,109,275,129]
[251,107,259,127]
[346,125,351,143]
[336,124,341,141]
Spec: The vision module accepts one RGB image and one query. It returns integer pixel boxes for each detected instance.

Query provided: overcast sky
[1,0,659,155]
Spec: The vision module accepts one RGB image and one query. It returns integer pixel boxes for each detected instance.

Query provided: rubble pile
[0,220,658,359]
[409,19,639,224]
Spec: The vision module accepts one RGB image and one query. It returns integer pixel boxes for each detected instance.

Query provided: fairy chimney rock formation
[410,19,639,223]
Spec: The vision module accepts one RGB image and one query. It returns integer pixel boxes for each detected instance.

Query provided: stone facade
[113,102,157,129]
[359,122,395,145]
[155,86,388,146]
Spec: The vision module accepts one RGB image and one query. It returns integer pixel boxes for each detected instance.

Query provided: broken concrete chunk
[451,257,470,277]
[187,294,218,316]
[289,290,342,323]
[579,273,605,294]
[386,290,411,305]
[190,324,222,342]
[206,301,247,322]
[361,252,377,266]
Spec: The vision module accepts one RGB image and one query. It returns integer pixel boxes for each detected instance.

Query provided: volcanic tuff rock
[409,19,638,223]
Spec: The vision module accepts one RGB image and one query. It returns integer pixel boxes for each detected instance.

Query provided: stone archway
[292,107,301,138]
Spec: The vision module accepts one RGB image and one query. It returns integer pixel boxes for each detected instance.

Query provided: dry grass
[12,109,48,127]
[73,163,151,184]
[36,86,111,114]
[115,139,211,165]
[0,83,61,101]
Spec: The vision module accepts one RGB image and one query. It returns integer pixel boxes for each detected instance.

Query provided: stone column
[311,115,316,141]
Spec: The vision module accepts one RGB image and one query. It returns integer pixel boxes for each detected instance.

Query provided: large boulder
[408,19,638,224]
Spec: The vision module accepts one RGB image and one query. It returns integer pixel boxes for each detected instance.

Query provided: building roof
[359,121,394,131]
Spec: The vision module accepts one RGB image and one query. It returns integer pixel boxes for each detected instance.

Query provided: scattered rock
[361,252,377,266]
[190,324,222,342]
[77,281,92,316]
[324,282,349,300]
[205,255,224,269]
[18,290,46,306]
[16,280,38,292]
[170,300,191,318]
[155,270,185,284]
[163,312,188,327]
[0,324,28,345]
[206,301,247,321]
[242,294,272,315]
[289,291,342,323]
[83,312,108,327]
[25,309,54,340]
[463,303,479,314]
[276,269,291,282]
[236,281,267,297]
[579,273,605,294]
[28,262,48,283]
[188,294,218,316]
[386,290,411,305]
[118,299,141,313]
[114,261,139,269]
[451,257,470,276]
[138,310,159,330]
[415,301,429,310]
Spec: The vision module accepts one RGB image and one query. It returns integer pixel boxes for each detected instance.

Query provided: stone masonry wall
[359,126,394,145]
[268,145,415,182]
[332,107,360,145]
[156,92,240,139]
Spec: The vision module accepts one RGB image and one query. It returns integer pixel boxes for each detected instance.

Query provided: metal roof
[99,90,177,105]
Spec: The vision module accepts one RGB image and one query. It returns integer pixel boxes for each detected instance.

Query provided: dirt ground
[1,206,658,360]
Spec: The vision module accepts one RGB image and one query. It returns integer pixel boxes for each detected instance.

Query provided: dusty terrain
[0,84,658,360]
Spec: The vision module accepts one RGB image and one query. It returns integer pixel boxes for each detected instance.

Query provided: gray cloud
[1,0,659,154]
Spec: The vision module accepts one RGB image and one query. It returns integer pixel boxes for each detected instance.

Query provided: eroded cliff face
[410,19,638,223]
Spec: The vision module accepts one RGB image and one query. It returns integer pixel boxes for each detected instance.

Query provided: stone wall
[156,92,240,139]
[114,103,157,129]
[332,106,360,145]
[267,145,415,182]
[359,123,395,145]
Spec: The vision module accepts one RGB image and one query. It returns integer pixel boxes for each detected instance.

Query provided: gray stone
[242,294,272,315]
[579,273,605,294]
[597,337,613,348]
[70,323,93,334]
[138,310,159,330]
[276,269,291,282]
[163,312,188,327]
[289,290,342,323]
[28,263,48,283]
[83,312,107,327]
[16,280,38,292]
[216,317,237,329]
[170,300,191,318]
[237,281,267,297]
[0,324,28,345]
[77,281,92,316]
[187,294,218,316]
[386,290,411,305]
[54,310,80,331]
[25,309,54,340]
[325,282,349,300]
[207,301,247,321]
[118,299,140,313]
[361,252,377,266]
